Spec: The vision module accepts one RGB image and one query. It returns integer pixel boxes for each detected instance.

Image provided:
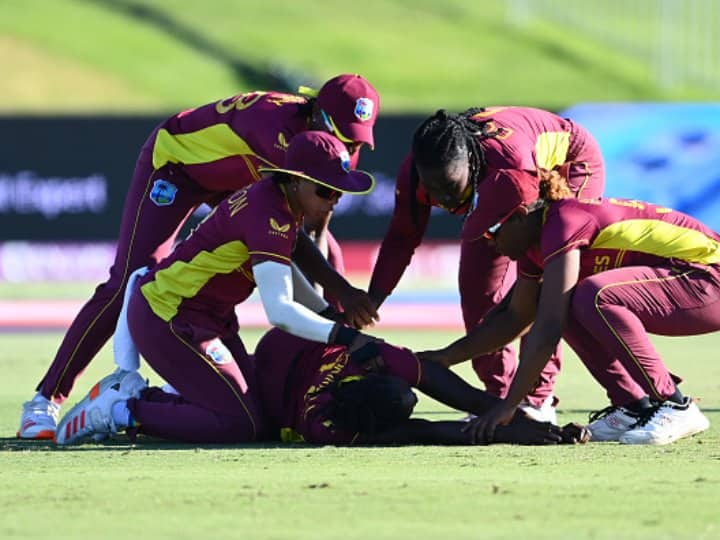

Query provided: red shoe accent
[89,383,101,400]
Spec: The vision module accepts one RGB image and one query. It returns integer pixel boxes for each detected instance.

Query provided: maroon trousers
[564,264,720,405]
[126,292,264,443]
[36,139,219,402]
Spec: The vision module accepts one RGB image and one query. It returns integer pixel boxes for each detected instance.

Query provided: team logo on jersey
[149,179,178,206]
[204,338,232,365]
[354,98,374,122]
[274,132,289,151]
[339,150,351,172]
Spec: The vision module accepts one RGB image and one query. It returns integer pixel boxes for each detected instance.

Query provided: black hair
[412,107,497,198]
[326,374,417,435]
[270,172,293,186]
[297,97,316,120]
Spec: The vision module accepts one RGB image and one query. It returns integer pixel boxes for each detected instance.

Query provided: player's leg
[20,153,202,438]
[570,265,717,444]
[125,294,263,443]
[562,313,653,441]
[459,238,560,420]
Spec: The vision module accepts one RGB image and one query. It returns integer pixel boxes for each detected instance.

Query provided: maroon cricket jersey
[138,178,299,335]
[147,91,360,193]
[518,198,720,281]
[254,328,421,444]
[370,106,593,297]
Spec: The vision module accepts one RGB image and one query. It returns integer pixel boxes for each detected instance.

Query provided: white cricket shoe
[17,394,61,440]
[519,395,558,424]
[619,398,710,445]
[54,370,147,445]
[586,406,640,441]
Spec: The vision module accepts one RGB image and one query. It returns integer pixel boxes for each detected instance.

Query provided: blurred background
[1,0,719,329]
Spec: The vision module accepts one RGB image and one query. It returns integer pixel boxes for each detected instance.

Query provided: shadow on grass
[0,436,291,452]
[0,437,438,451]
[81,0,306,91]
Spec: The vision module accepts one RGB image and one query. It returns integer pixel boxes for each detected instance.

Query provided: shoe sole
[16,429,55,440]
[620,420,710,445]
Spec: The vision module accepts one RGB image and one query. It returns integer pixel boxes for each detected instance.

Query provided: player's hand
[491,411,564,445]
[415,349,452,368]
[463,401,517,443]
[559,422,592,444]
[337,287,379,329]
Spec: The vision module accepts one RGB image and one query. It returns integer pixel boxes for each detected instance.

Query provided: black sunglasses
[315,184,342,201]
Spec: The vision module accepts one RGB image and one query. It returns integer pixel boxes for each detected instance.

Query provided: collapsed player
[253,328,588,445]
[55,131,381,445]
[419,169,714,445]
[55,323,589,446]
[364,107,605,423]
[20,74,381,440]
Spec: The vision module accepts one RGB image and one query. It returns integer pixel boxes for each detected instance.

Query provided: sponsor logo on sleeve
[149,179,178,206]
[354,98,374,122]
[269,217,291,238]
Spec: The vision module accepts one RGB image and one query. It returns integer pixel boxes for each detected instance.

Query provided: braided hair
[326,374,417,436]
[412,108,496,202]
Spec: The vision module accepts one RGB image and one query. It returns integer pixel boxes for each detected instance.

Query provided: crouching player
[420,169,715,445]
[253,328,588,445]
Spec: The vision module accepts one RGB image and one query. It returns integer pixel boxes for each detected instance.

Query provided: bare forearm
[418,360,499,414]
[361,419,470,445]
[504,326,561,408]
[444,310,530,366]
[293,230,349,297]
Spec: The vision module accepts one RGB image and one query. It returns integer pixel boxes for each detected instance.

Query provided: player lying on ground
[253,328,588,445]
[54,131,383,445]
[418,169,714,445]
[20,74,380,440]
[363,106,606,423]
[55,326,589,445]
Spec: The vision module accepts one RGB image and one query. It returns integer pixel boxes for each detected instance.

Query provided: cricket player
[20,74,381,440]
[54,131,380,445]
[367,106,606,423]
[419,168,714,445]
[254,328,588,445]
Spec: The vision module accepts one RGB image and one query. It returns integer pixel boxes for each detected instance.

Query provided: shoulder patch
[149,179,178,206]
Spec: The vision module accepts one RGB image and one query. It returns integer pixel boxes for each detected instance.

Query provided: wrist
[318,305,344,323]
[367,289,387,309]
[328,322,360,345]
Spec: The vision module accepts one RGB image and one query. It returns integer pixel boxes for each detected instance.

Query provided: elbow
[264,305,288,330]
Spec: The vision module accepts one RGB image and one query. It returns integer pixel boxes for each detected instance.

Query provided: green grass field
[2,0,715,114]
[1,328,718,540]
